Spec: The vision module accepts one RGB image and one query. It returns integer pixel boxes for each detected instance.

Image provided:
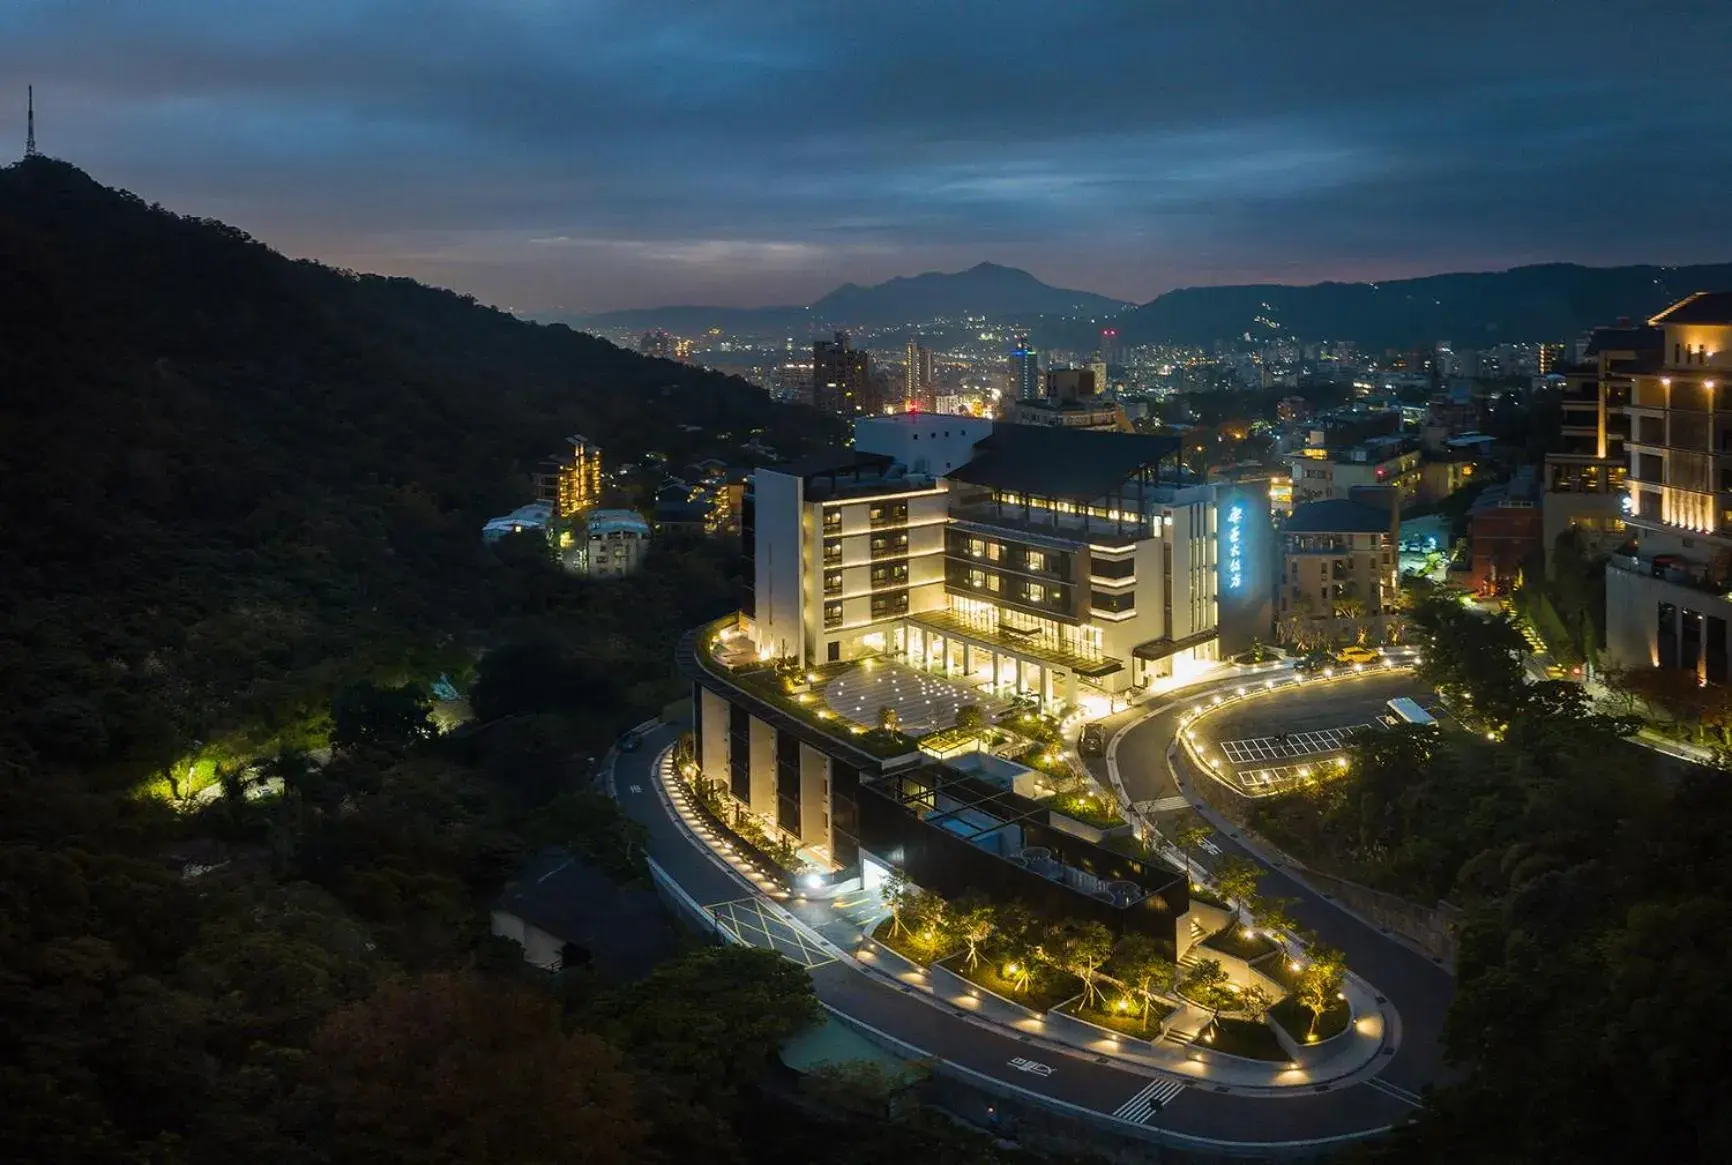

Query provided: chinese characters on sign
[1224,503,1245,591]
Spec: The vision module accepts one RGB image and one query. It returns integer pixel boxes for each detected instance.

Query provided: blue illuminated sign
[1224,503,1245,591]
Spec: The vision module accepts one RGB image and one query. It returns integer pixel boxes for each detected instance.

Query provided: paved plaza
[823,662,1008,734]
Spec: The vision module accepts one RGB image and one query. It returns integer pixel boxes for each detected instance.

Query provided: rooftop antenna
[25,85,36,157]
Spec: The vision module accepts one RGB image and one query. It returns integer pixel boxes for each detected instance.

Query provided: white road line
[1143,795,1190,813]
[1197,838,1222,855]
[1112,1075,1186,1122]
[1365,1076,1423,1107]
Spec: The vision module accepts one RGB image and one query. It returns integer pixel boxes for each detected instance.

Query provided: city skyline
[4,1,1730,313]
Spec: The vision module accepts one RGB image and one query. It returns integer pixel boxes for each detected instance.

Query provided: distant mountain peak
[807,263,1127,324]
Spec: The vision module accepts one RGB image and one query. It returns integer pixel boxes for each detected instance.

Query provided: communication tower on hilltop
[25,85,36,157]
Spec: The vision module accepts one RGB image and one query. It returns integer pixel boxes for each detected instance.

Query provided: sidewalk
[646,744,1394,1092]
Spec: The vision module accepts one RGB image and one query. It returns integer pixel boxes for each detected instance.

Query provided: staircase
[1178,917,1211,967]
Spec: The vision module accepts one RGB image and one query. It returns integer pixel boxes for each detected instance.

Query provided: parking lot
[1186,672,1440,796]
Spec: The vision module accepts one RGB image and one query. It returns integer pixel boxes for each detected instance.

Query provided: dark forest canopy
[0,155,840,785]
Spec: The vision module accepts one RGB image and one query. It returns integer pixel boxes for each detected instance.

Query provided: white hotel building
[740,414,1226,713]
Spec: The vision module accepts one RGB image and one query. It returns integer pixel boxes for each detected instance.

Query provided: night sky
[5,0,1729,313]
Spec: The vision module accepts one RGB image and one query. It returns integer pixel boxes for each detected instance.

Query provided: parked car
[1336,645,1380,665]
[1079,724,1107,757]
[1294,649,1335,674]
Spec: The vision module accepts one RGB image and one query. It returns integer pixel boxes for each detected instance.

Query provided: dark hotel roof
[1284,499,1396,535]
[947,424,1182,499]
[768,448,893,479]
[1649,291,1732,327]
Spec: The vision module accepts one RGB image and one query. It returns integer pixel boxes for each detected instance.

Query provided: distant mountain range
[1114,262,1732,351]
[566,262,1131,333]
[561,260,1732,352]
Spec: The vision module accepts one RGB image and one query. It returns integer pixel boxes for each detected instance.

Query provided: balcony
[869,537,910,559]
[1609,552,1732,599]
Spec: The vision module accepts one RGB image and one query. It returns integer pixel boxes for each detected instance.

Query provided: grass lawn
[868,916,953,966]
[1199,1016,1289,1062]
[1203,924,1283,963]
[941,952,1082,1015]
[1271,993,1351,1044]
[1059,996,1178,1040]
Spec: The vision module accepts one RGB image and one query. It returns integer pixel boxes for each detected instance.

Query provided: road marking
[707,897,835,968]
[1365,1076,1423,1107]
[1140,795,1190,813]
[1219,723,1375,765]
[1008,1056,1055,1077]
[627,784,642,794]
[1112,1075,1186,1122]
[1197,837,1222,855]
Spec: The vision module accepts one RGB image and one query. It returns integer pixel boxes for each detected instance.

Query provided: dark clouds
[3,0,1729,311]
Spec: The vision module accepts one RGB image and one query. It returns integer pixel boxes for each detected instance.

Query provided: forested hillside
[0,160,1046,1165]
[0,155,837,786]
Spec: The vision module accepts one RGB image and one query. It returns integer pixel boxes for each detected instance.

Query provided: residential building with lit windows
[1542,325,1650,570]
[1278,489,1400,640]
[533,434,604,518]
[1287,436,1422,509]
[1606,292,1732,680]
[1004,367,1132,432]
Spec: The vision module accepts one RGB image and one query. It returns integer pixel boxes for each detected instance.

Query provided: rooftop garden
[727,661,920,759]
[1042,789,1127,830]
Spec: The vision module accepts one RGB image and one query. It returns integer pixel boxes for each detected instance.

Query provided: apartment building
[1605,292,1732,679]
[1541,325,1651,569]
[1003,367,1132,432]
[1288,436,1423,509]
[1278,489,1400,641]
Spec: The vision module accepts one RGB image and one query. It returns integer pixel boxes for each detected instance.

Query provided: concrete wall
[698,686,731,785]
[748,714,778,820]
[1604,560,1732,672]
[752,468,805,663]
[853,413,993,476]
[799,742,830,848]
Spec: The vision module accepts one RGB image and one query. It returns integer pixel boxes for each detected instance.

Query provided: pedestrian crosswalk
[1112,1075,1186,1123]
[1137,795,1191,814]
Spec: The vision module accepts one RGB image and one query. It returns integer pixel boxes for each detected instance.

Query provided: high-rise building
[813,332,872,416]
[1097,328,1123,367]
[1009,335,1040,401]
[1604,292,1732,679]
[904,337,936,411]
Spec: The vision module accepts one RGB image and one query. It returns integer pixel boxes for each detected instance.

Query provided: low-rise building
[1288,437,1423,509]
[482,501,554,542]
[1466,468,1542,596]
[1278,490,1400,642]
[565,508,651,577]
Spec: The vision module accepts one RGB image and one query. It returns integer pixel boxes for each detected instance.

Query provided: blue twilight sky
[3,0,1730,313]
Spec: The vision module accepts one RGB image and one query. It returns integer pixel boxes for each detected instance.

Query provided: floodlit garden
[865,868,1350,1056]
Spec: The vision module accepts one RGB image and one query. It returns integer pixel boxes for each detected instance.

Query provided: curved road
[1106,671,1456,1108]
[611,678,1453,1154]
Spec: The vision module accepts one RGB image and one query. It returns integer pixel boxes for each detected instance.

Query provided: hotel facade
[675,417,1254,942]
[1605,292,1732,681]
